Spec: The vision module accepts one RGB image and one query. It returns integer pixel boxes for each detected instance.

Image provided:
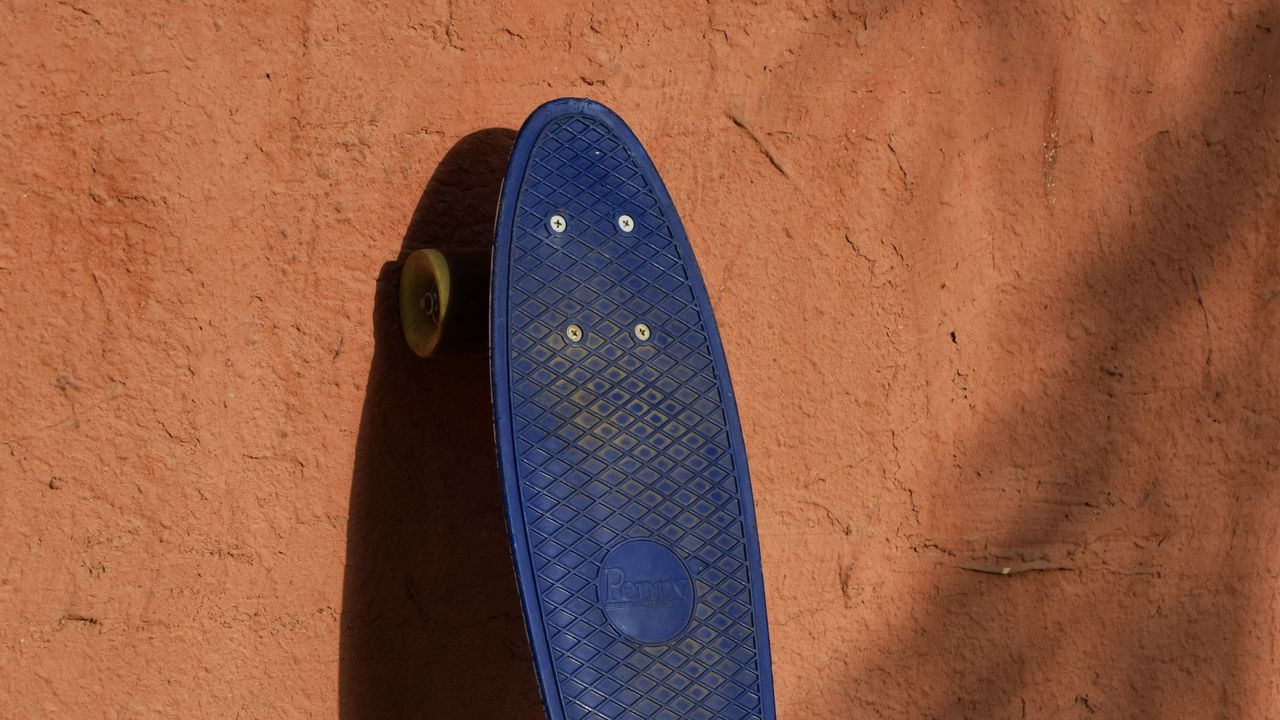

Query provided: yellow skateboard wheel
[399,248,489,357]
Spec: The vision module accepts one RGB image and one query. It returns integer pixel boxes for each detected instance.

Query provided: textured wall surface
[2,1,1278,718]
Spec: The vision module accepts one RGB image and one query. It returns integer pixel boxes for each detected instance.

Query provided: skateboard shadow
[340,128,544,719]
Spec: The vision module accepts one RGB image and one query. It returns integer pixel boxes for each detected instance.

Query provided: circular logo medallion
[597,540,695,645]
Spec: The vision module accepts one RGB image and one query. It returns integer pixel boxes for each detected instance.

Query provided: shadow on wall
[339,128,545,719]
[824,6,1280,718]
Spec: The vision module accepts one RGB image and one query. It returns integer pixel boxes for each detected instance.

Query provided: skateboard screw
[566,323,584,343]
[633,323,651,341]
[617,214,635,233]
[549,214,567,233]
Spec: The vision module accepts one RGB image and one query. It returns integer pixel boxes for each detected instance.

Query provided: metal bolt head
[617,214,635,233]
[549,214,567,233]
[566,323,583,343]
[419,288,439,320]
[633,323,651,341]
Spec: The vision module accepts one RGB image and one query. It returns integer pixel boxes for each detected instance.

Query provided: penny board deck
[491,98,775,720]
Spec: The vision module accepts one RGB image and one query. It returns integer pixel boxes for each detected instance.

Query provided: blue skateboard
[399,98,775,719]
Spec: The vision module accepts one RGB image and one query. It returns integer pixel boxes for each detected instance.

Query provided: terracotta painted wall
[3,1,1278,717]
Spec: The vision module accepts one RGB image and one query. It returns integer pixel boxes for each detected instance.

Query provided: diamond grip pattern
[504,115,764,719]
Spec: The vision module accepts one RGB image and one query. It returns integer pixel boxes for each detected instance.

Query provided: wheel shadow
[339,128,544,719]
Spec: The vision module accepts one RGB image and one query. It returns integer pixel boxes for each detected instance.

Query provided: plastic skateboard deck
[491,98,775,720]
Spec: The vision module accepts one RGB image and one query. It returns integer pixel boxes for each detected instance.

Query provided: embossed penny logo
[598,539,695,645]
